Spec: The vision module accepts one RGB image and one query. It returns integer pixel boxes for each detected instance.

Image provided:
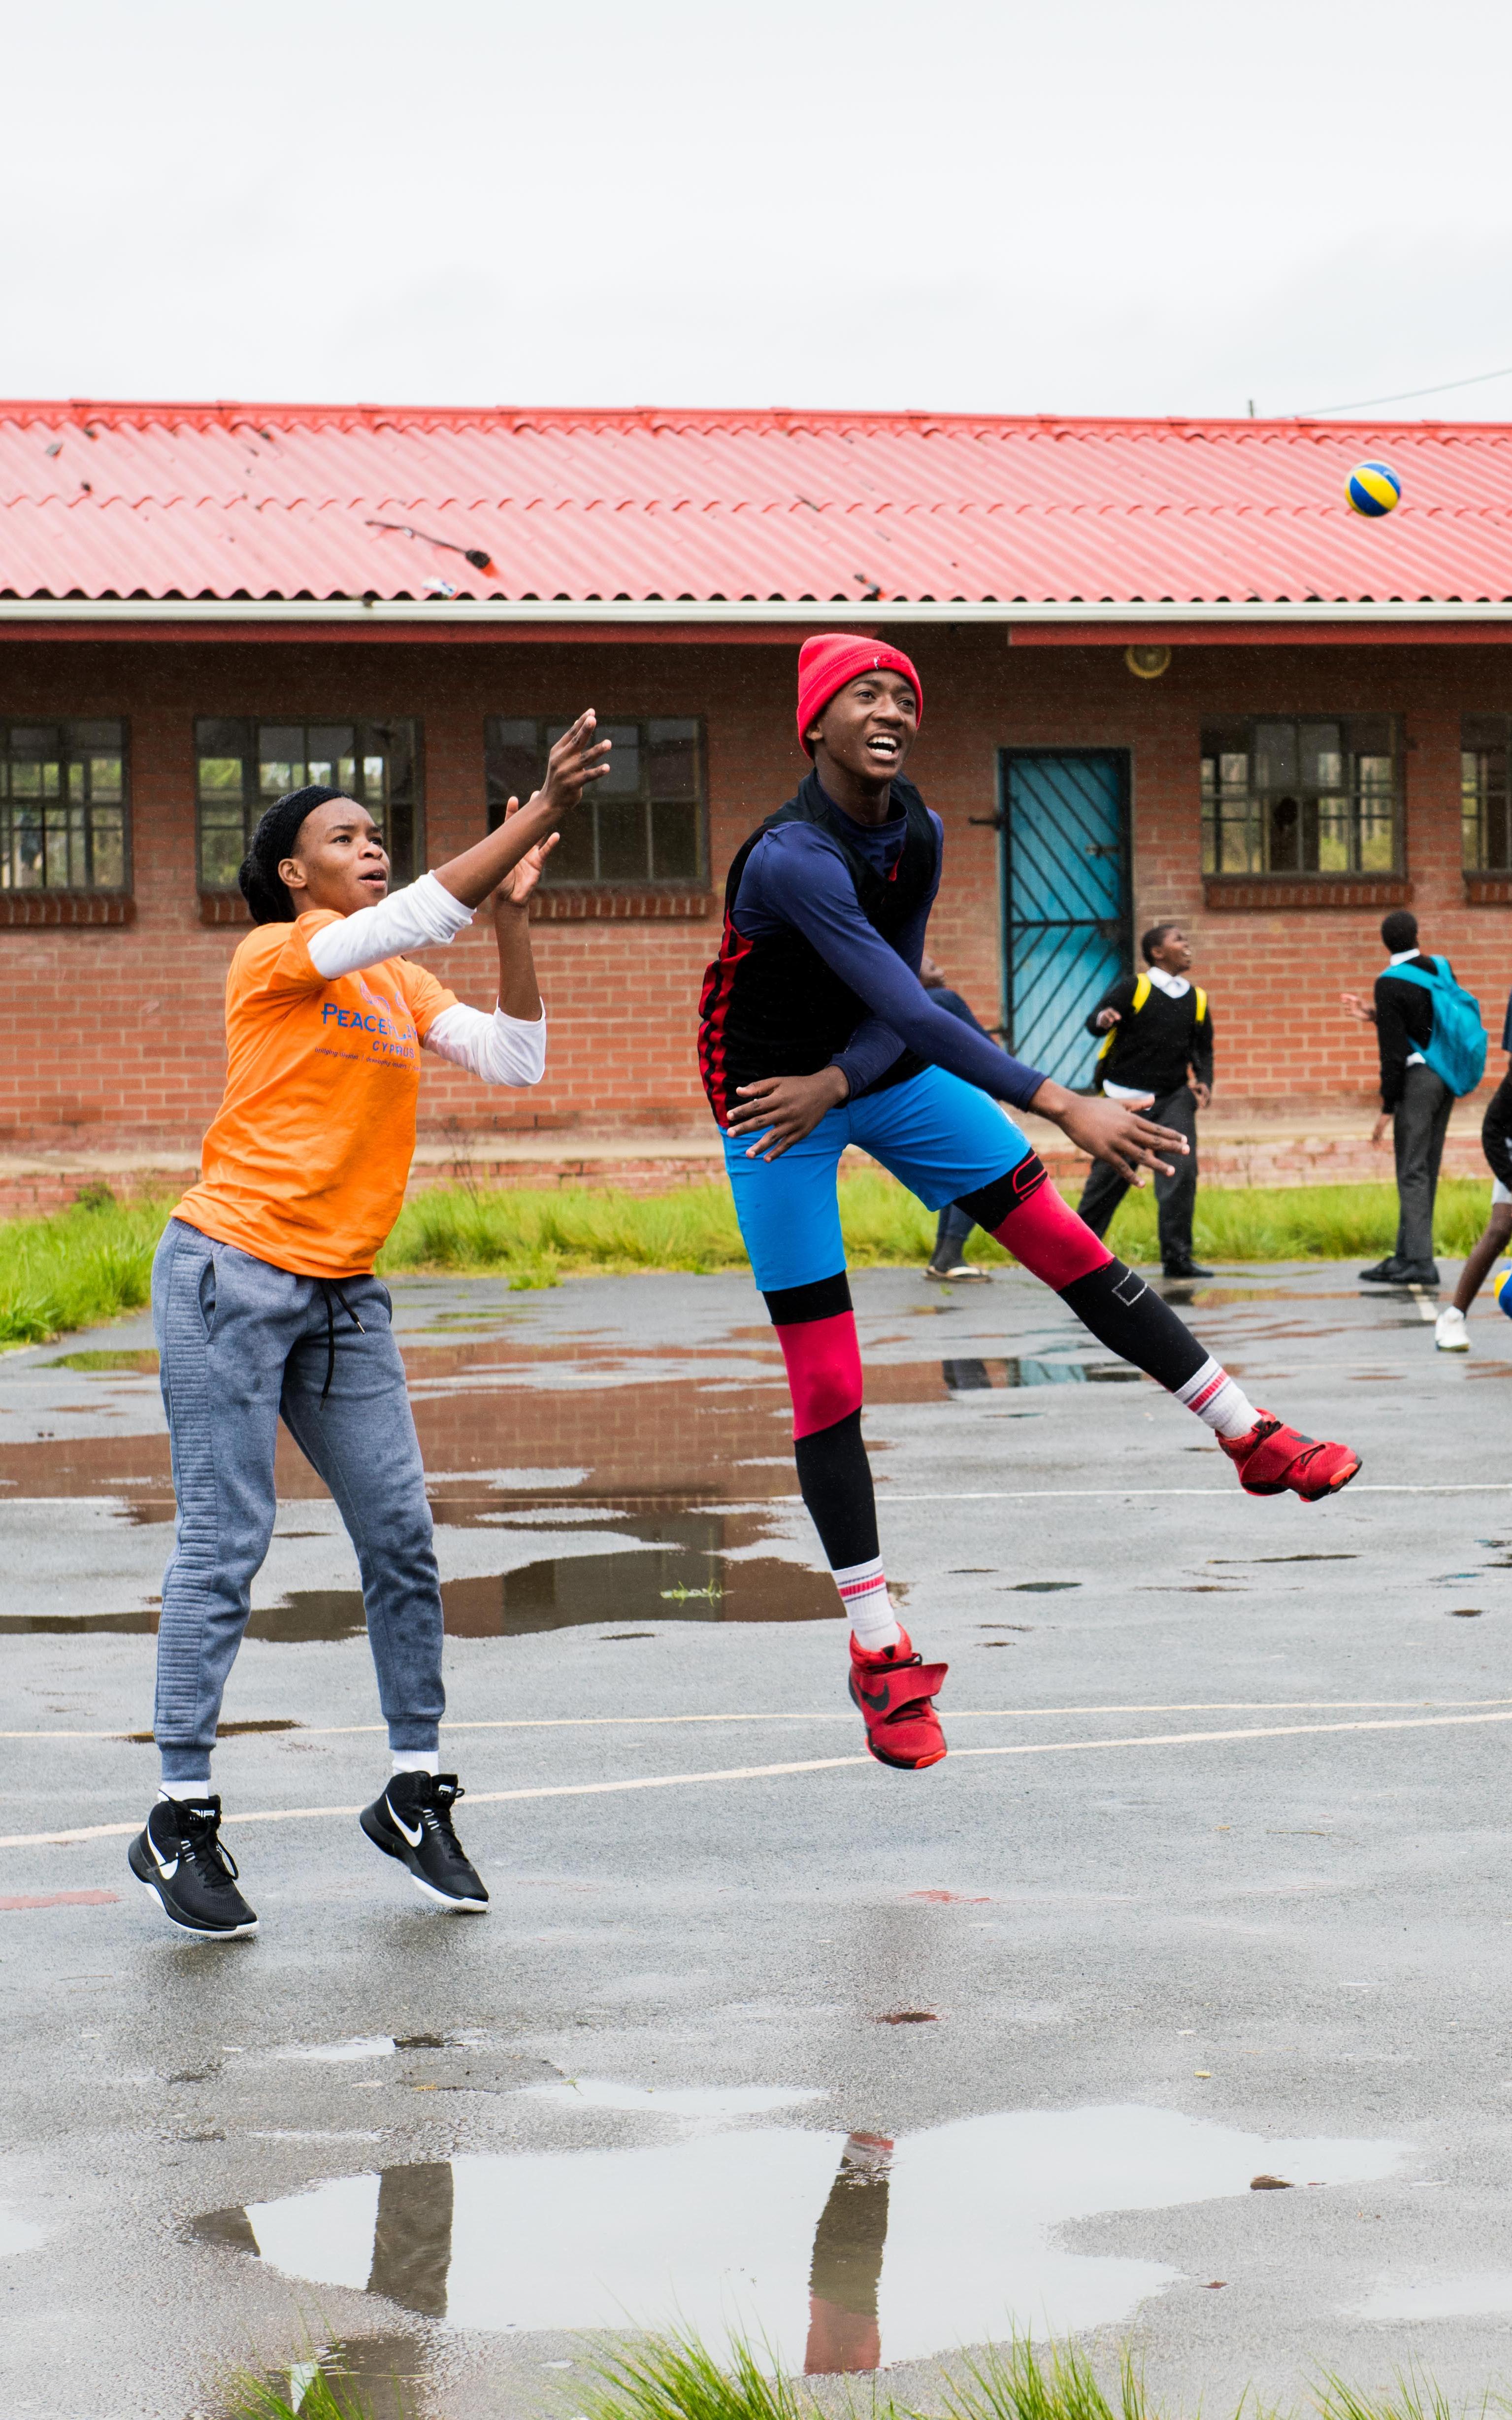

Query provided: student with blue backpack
[1345,909,1487,1289]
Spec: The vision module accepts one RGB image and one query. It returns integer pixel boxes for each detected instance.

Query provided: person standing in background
[921,951,1000,1280]
[1078,923,1214,1280]
[1345,908,1452,1288]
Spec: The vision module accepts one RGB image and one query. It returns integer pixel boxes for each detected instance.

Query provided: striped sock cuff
[834,1555,900,1651]
[1174,1356,1257,1440]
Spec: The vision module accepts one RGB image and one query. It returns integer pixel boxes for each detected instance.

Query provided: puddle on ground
[942,1358,1143,1392]
[0,1509,840,1637]
[195,2102,1404,2370]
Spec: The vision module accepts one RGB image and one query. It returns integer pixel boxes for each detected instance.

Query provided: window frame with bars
[1200,716,1403,879]
[193,717,425,895]
[0,719,131,896]
[1461,714,1512,872]
[483,714,708,889]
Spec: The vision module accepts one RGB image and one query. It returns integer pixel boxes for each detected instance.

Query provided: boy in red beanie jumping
[698,636,1361,1773]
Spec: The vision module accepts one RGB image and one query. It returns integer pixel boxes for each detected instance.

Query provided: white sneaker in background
[1435,1305,1470,1352]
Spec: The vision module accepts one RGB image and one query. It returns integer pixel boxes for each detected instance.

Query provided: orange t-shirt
[173,911,459,1278]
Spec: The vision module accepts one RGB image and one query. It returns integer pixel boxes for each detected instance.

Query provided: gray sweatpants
[151,1218,444,1783]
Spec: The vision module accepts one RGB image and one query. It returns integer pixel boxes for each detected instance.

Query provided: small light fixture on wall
[1125,644,1173,679]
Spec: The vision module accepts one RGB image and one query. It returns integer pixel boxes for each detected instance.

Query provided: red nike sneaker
[1220,1411,1361,1502]
[849,1630,948,1770]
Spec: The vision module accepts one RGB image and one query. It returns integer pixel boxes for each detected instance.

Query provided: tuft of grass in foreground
[223,2362,374,2420]
[216,2328,1510,2420]
[1,1173,1507,1341]
[0,1188,167,1346]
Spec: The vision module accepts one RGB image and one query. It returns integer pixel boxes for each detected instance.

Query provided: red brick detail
[198,891,252,926]
[1203,875,1413,912]
[0,891,134,927]
[1463,874,1512,907]
[529,888,715,922]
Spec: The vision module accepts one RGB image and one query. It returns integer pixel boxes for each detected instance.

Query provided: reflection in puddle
[942,1359,1143,1393]
[197,2103,1404,2369]
[259,1547,839,1642]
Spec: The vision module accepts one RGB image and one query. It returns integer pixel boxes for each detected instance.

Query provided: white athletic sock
[1175,1357,1259,1440]
[836,1555,902,1653]
[159,1780,212,1801]
[391,1750,440,1778]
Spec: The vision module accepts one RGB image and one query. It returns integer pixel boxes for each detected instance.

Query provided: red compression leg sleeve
[773,1311,863,1438]
[988,1165,1114,1288]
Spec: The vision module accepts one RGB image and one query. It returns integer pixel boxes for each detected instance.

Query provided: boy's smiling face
[807,670,919,793]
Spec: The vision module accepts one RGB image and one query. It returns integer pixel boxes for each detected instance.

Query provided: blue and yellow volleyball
[1495,1267,1512,1320]
[1347,460,1401,517]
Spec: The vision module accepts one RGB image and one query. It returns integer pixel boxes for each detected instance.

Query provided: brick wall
[0,629,1509,1149]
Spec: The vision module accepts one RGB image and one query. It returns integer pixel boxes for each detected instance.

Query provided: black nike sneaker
[360,1773,489,1912]
[127,1796,259,1939]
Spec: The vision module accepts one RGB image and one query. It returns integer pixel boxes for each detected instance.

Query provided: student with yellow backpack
[1079,922,1214,1278]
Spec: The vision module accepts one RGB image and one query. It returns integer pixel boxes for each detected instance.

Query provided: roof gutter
[1,596,1512,628]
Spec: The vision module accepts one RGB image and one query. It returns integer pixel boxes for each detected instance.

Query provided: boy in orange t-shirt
[129,714,608,1939]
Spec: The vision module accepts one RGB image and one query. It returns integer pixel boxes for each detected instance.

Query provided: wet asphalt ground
[4,1260,1512,2417]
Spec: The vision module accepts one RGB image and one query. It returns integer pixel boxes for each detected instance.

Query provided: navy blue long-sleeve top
[729,787,1048,1110]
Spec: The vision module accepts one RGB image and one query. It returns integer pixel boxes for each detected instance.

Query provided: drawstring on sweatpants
[317,1280,366,1403]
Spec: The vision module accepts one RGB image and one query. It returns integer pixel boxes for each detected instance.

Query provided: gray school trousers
[151,1218,443,1782]
[1392,1061,1453,1270]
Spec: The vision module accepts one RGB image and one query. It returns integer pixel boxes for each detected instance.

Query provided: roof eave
[1,596,1512,627]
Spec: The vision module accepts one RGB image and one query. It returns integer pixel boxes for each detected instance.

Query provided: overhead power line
[1302,363,1512,417]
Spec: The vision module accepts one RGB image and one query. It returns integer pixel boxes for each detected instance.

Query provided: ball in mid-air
[1347,460,1401,517]
[1496,1266,1512,1320]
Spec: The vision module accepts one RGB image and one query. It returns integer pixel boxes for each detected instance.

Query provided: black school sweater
[1085,973,1214,1096]
[1373,954,1437,1112]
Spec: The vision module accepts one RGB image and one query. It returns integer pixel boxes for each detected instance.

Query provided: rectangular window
[1201,717,1400,877]
[1462,714,1512,871]
[0,720,128,893]
[484,716,706,885]
[195,718,423,891]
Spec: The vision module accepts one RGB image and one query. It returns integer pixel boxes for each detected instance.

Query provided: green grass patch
[227,2327,1506,2420]
[0,1189,167,1347]
[1,1173,1506,1342]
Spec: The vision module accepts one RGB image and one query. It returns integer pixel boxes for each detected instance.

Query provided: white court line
[8,1706,1512,1850]
[7,1697,1512,1743]
[878,1484,1512,1500]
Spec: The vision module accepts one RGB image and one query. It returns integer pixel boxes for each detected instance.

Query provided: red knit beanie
[796,634,923,756]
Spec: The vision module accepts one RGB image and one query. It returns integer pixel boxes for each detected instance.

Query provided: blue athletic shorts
[721,1063,1031,1294]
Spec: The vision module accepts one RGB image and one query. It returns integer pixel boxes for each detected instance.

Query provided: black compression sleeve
[1058,1258,1208,1392]
[792,1410,879,1571]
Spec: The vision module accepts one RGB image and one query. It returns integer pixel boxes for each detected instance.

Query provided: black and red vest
[697,772,937,1124]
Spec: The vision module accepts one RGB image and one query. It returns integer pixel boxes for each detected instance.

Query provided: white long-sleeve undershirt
[425,1001,547,1086]
[304,870,475,979]
[304,870,546,1087]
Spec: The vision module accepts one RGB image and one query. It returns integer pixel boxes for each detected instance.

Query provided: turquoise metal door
[998,751,1131,1086]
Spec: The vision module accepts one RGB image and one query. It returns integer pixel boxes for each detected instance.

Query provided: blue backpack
[1388,956,1488,1097]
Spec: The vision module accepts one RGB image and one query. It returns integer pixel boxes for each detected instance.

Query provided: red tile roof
[2,401,1511,608]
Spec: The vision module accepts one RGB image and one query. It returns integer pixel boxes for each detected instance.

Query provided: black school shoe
[1162,1258,1214,1278]
[128,1796,259,1939]
[360,1773,489,1913]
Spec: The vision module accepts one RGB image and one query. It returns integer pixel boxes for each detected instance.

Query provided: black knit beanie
[238,784,350,923]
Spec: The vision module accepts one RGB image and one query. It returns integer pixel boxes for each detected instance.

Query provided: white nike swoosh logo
[151,1844,179,1879]
[389,1803,423,1847]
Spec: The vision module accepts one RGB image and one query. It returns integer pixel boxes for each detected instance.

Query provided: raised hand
[540,710,612,815]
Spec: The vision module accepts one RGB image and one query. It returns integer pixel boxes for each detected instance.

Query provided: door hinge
[968,815,1007,828]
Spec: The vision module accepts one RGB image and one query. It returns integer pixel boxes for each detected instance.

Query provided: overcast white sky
[2,0,1509,421]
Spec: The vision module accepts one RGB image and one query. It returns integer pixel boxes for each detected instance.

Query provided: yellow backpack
[1095,973,1207,1066]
